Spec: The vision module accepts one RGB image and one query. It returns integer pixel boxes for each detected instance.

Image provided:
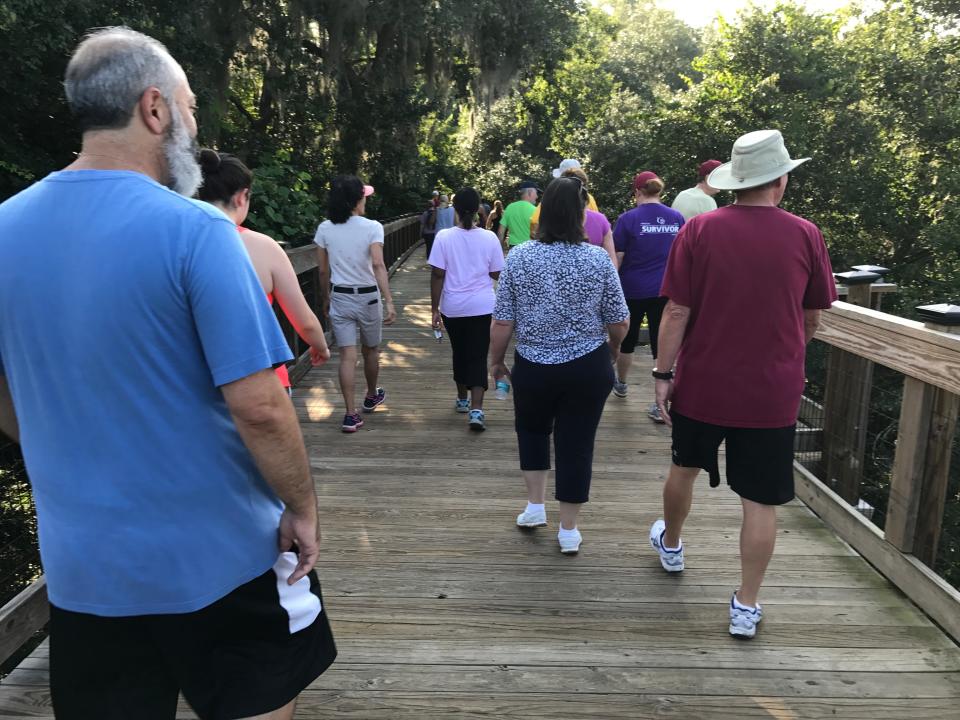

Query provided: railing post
[886,304,960,564]
[821,271,879,503]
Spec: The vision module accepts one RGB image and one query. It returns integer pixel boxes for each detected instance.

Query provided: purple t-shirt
[428,226,505,317]
[584,209,610,247]
[613,203,684,299]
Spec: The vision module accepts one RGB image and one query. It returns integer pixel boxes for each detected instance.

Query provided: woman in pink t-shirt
[428,187,505,431]
[561,168,617,268]
[198,150,330,392]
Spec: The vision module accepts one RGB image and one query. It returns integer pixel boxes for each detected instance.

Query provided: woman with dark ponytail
[428,187,505,431]
[198,149,330,391]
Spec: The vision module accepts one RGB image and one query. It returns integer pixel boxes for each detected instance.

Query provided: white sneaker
[558,528,582,554]
[612,379,628,397]
[729,592,763,639]
[648,403,665,423]
[455,398,470,413]
[649,519,684,572]
[516,508,547,528]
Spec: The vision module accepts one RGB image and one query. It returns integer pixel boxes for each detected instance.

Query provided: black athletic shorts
[670,410,796,505]
[50,552,337,720]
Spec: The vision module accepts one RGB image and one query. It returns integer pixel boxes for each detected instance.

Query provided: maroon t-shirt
[660,205,837,428]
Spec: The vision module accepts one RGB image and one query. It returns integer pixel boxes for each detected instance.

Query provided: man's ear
[137,87,168,136]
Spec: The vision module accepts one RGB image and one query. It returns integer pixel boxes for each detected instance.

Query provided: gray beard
[163,104,202,197]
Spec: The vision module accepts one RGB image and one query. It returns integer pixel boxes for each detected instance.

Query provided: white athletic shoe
[558,528,582,554]
[729,592,764,639]
[516,508,547,528]
[649,519,684,572]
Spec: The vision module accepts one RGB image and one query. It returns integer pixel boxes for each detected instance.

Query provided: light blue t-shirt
[434,205,455,232]
[0,170,293,617]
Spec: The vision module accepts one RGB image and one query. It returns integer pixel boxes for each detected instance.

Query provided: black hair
[197,149,253,205]
[453,187,480,230]
[537,177,588,245]
[328,175,365,224]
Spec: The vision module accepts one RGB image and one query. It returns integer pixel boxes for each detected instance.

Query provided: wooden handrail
[817,301,960,396]
[799,299,960,641]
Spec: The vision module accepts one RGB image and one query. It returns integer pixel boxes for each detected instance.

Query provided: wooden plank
[794,462,960,642]
[285,244,317,275]
[821,346,873,503]
[816,302,960,395]
[886,377,935,552]
[915,387,960,566]
[0,578,47,666]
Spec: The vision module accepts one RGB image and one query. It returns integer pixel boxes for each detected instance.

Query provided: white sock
[558,524,579,539]
[525,502,545,515]
[659,530,681,552]
[733,592,758,611]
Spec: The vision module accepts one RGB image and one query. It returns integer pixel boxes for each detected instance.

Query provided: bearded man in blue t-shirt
[0,28,335,719]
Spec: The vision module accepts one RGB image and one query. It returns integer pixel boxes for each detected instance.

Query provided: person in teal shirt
[497,180,540,249]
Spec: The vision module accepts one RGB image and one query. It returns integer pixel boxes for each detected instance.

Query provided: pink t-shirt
[660,205,837,428]
[583,209,610,247]
[428,226,505,317]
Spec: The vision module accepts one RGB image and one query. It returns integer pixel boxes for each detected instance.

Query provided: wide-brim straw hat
[707,129,810,191]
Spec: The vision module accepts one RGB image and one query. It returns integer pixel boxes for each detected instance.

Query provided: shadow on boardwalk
[0,256,958,718]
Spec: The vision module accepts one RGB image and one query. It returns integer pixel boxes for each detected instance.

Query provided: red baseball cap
[632,171,661,192]
[698,160,722,179]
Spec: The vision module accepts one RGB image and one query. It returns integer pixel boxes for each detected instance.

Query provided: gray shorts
[330,290,383,347]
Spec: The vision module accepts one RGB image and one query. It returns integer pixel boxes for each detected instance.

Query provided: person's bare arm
[369,243,396,325]
[489,319,515,381]
[616,251,625,267]
[654,300,692,427]
[804,309,822,344]
[430,265,445,329]
[270,243,330,366]
[606,319,629,365]
[316,246,330,318]
[602,231,618,269]
[221,369,318,583]
[497,225,507,251]
[0,376,19,443]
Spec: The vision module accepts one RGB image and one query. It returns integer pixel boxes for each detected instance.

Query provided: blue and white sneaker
[362,387,386,413]
[468,409,486,432]
[729,592,764,639]
[341,412,364,433]
[455,398,470,413]
[649,519,684,572]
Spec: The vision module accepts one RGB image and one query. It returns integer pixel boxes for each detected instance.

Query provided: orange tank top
[239,226,290,388]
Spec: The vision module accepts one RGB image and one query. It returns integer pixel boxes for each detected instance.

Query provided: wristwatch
[652,368,674,381]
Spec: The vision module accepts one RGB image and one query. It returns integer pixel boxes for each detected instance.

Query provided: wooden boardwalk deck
[1,254,959,718]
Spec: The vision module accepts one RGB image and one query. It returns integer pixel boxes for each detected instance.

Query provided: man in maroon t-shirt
[648,130,837,639]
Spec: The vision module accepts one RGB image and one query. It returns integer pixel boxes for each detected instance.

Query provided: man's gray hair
[64,27,185,132]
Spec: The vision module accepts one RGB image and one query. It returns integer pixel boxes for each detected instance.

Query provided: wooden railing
[795,288,960,641]
[0,213,423,669]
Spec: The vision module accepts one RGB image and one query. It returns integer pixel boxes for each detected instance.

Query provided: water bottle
[433,327,443,342]
[494,379,510,400]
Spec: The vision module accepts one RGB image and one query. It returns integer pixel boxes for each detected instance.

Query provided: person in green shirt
[497,181,540,250]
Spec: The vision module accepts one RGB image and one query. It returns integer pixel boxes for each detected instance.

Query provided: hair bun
[198,148,221,172]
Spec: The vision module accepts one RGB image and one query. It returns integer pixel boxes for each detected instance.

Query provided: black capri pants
[441,313,491,390]
[511,343,614,503]
[620,296,667,358]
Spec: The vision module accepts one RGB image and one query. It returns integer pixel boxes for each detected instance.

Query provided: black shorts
[50,553,337,720]
[670,410,796,505]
